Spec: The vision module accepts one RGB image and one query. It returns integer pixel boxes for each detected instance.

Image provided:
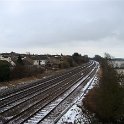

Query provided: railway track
[29,62,98,124]
[26,65,98,124]
[0,61,97,124]
[0,62,92,107]
[0,65,83,98]
[0,61,92,100]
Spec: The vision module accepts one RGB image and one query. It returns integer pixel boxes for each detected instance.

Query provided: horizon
[0,51,124,59]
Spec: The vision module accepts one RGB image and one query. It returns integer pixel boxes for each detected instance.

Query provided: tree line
[0,53,89,82]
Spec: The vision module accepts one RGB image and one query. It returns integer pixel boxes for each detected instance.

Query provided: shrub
[0,60,10,82]
[83,54,124,123]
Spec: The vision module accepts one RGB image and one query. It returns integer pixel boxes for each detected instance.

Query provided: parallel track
[0,62,92,108]
[0,61,96,124]
[25,63,98,124]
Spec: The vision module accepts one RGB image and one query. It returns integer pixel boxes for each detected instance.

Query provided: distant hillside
[112,58,124,61]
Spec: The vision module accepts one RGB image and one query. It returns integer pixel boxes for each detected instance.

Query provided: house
[23,56,33,66]
[29,55,49,66]
[46,55,62,69]
[0,54,16,66]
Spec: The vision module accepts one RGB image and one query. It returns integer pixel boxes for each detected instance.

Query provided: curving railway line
[0,61,98,124]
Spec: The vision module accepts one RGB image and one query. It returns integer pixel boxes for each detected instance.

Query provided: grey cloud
[0,0,124,57]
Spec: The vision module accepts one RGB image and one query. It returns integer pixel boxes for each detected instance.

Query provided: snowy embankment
[57,65,99,124]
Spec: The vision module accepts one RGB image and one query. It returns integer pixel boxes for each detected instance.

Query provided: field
[116,69,124,74]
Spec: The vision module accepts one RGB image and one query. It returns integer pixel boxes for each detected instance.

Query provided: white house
[30,55,48,66]
[0,55,16,66]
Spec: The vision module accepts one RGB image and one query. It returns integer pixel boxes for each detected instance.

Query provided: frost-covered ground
[116,69,124,74]
[57,67,99,124]
[0,86,8,91]
[57,104,88,124]
[112,60,124,68]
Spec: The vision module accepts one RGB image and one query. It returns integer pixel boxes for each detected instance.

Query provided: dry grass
[0,69,67,89]
[83,68,101,113]
[83,88,98,113]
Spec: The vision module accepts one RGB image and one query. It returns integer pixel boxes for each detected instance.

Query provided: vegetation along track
[0,61,96,124]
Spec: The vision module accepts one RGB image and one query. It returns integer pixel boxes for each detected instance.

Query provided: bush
[72,52,82,64]
[10,65,27,79]
[10,65,45,80]
[83,54,124,123]
[0,60,10,82]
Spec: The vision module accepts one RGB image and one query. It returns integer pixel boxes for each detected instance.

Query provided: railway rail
[0,62,92,109]
[31,62,98,124]
[0,61,97,124]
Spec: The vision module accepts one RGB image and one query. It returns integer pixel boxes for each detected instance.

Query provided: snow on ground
[116,69,124,74]
[57,64,99,124]
[0,86,8,91]
[57,104,88,124]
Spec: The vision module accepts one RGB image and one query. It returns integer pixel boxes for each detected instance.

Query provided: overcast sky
[0,0,124,57]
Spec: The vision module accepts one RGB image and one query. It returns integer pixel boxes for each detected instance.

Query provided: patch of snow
[0,86,8,90]
[5,116,13,120]
[0,86,8,92]
[81,73,83,76]
[57,104,88,124]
